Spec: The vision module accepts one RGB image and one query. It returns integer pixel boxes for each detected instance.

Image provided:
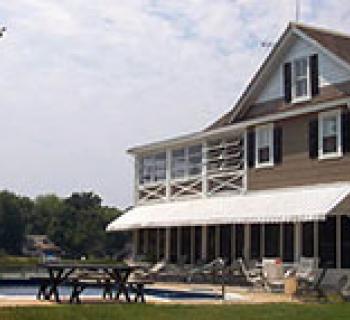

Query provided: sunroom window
[171,148,186,179]
[319,110,342,159]
[255,124,273,168]
[139,152,166,184]
[293,57,309,101]
[171,145,202,179]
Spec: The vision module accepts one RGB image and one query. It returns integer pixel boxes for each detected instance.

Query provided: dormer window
[284,54,319,104]
[293,57,310,101]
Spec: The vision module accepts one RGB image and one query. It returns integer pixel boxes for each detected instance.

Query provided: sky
[0,0,349,208]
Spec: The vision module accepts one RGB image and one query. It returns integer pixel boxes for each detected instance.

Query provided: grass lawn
[1,303,350,320]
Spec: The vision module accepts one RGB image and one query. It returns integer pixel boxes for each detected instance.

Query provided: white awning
[107,184,350,231]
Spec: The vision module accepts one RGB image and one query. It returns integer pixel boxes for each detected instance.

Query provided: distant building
[23,235,63,260]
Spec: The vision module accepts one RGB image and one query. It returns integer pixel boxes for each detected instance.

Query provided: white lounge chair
[262,262,285,292]
[237,258,263,288]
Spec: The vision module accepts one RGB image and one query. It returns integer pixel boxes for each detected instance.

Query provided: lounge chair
[237,258,263,288]
[295,257,318,284]
[130,260,166,282]
[337,275,350,302]
[262,262,285,292]
[186,257,225,283]
[297,265,328,301]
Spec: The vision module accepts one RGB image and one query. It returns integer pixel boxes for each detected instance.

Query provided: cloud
[0,0,349,207]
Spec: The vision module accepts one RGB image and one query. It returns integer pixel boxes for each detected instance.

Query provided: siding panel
[248,109,350,190]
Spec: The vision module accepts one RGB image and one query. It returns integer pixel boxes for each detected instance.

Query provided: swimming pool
[0,285,223,301]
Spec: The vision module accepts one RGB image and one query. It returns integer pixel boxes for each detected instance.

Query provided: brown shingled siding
[248,108,350,191]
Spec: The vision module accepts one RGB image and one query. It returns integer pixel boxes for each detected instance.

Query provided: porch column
[244,224,250,260]
[314,222,319,264]
[156,229,160,260]
[336,215,341,269]
[134,157,139,205]
[215,225,220,257]
[280,223,284,258]
[165,227,171,262]
[132,229,138,258]
[191,226,195,264]
[231,225,236,262]
[261,224,265,258]
[144,229,149,255]
[177,227,182,262]
[294,222,301,262]
[201,226,207,261]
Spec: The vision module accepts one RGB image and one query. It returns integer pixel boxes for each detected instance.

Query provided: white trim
[255,123,274,168]
[128,98,350,155]
[318,109,342,160]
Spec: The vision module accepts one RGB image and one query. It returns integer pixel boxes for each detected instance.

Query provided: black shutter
[342,110,350,153]
[309,119,319,159]
[247,130,255,168]
[273,127,283,164]
[310,54,319,97]
[284,62,292,103]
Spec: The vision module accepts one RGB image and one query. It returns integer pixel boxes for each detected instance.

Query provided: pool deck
[0,282,299,307]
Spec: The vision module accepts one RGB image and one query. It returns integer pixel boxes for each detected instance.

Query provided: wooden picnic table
[37,263,139,303]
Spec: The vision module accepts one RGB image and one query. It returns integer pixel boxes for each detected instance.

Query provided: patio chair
[237,258,263,288]
[262,262,285,292]
[295,257,318,284]
[186,257,225,283]
[336,275,350,302]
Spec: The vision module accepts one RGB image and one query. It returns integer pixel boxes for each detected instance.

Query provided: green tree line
[0,190,128,258]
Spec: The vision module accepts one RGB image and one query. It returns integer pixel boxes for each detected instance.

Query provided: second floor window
[171,145,202,179]
[293,57,309,101]
[255,124,274,168]
[139,152,166,184]
[319,110,342,159]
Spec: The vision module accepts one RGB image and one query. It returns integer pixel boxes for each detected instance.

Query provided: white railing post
[166,149,171,201]
[134,156,139,205]
[202,141,208,198]
[243,130,248,193]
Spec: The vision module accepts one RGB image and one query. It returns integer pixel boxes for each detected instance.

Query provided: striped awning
[106,183,350,231]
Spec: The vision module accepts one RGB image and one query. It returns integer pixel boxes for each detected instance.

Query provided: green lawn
[1,304,350,320]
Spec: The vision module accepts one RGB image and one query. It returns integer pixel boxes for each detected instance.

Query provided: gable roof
[207,22,350,130]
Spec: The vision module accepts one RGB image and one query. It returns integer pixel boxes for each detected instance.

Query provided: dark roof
[207,23,350,131]
[297,23,350,66]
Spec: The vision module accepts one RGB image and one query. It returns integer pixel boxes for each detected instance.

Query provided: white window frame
[255,124,274,169]
[291,56,311,104]
[318,109,342,160]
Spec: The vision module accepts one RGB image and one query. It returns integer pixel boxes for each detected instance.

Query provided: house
[23,235,63,260]
[107,22,350,280]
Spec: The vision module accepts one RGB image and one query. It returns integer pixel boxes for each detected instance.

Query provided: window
[139,152,166,184]
[255,124,274,168]
[293,57,309,101]
[171,148,186,179]
[319,110,342,159]
[171,145,202,179]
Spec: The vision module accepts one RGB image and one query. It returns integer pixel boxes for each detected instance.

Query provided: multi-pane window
[171,145,202,179]
[139,152,166,184]
[171,148,186,179]
[319,110,341,159]
[255,125,273,167]
[293,57,309,100]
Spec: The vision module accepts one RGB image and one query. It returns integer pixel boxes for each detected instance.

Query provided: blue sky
[0,0,349,208]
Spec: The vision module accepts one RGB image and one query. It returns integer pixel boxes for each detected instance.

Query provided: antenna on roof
[295,0,301,22]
